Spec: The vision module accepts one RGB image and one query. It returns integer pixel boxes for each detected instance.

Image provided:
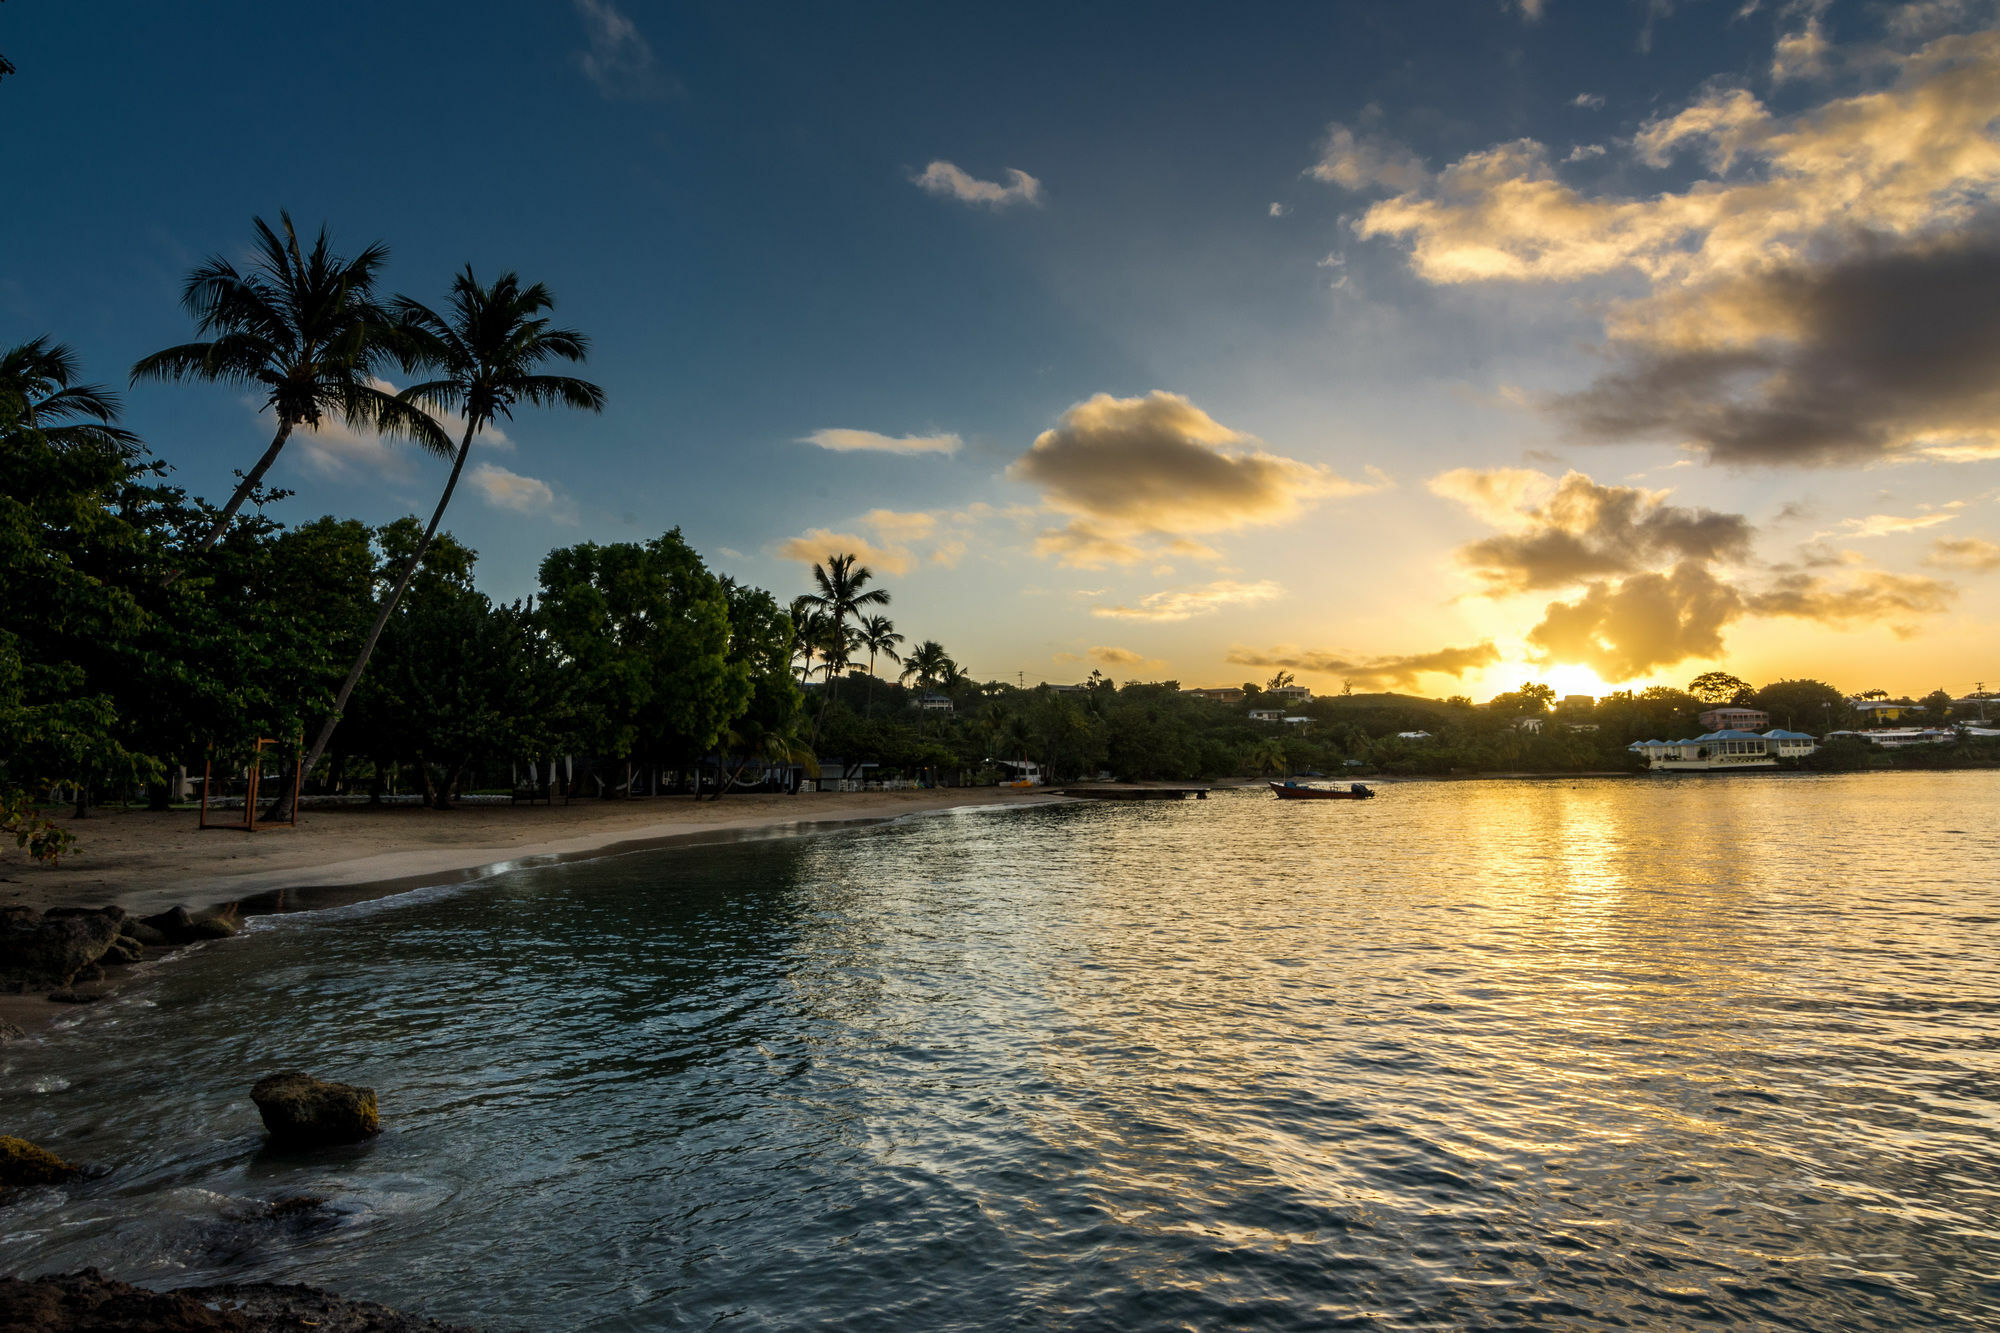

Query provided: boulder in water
[0,1135,81,1187]
[187,912,238,940]
[0,911,120,989]
[0,1267,481,1332]
[250,1072,380,1145]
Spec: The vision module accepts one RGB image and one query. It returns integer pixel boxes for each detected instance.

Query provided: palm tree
[132,214,445,571]
[294,267,603,794]
[857,613,903,716]
[1249,735,1290,779]
[0,339,138,453]
[788,597,827,685]
[804,553,889,703]
[900,639,957,733]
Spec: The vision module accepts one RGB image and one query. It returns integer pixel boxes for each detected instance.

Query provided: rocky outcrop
[0,910,120,990]
[250,1072,380,1146]
[135,904,238,945]
[0,1136,81,1187]
[0,1269,481,1331]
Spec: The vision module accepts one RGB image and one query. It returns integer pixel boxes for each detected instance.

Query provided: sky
[5,0,1999,701]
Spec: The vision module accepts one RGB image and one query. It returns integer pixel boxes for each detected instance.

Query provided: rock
[188,913,238,940]
[0,1268,483,1332]
[122,920,169,947]
[0,1020,24,1042]
[0,911,121,989]
[250,1072,380,1146]
[102,939,144,966]
[0,1136,81,1187]
[42,905,125,925]
[138,905,197,944]
[46,990,103,1004]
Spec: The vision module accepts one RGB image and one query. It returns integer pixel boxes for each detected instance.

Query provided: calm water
[5,774,2000,1330]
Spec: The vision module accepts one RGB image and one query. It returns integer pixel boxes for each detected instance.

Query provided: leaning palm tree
[804,553,889,703]
[132,213,445,570]
[293,268,604,794]
[857,613,903,716]
[789,597,827,685]
[0,338,139,453]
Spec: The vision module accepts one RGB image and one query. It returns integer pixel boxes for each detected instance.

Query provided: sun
[1543,663,1612,699]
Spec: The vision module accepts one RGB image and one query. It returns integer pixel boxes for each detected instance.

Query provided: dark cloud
[1560,230,2000,466]
[1746,569,1958,631]
[1227,641,1501,689]
[1011,391,1379,567]
[1433,468,1754,593]
[1926,536,2000,572]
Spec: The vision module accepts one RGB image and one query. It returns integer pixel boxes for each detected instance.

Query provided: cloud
[1555,229,2000,466]
[1333,28,2000,466]
[1772,15,1831,82]
[1430,467,1754,593]
[800,427,961,455]
[1012,391,1382,567]
[1306,123,1427,192]
[1439,464,1954,678]
[1269,201,1290,217]
[1926,535,2000,571]
[1515,0,1549,19]
[469,462,574,521]
[775,528,913,577]
[1228,641,1501,688]
[1833,510,1958,538]
[572,0,673,100]
[1565,143,1607,162]
[911,161,1044,208]
[1572,92,1606,109]
[1527,562,1743,678]
[295,415,417,480]
[1088,645,1157,668]
[1745,569,1957,629]
[774,506,983,575]
[1091,580,1282,621]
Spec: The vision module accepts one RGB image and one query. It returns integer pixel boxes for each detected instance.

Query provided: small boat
[1269,780,1373,800]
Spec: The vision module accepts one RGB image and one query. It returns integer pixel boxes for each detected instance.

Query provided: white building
[1629,728,1819,771]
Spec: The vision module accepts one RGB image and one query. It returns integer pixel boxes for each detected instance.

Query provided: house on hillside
[1267,684,1312,704]
[1182,686,1246,703]
[1629,728,1819,771]
[1249,708,1283,723]
[1698,706,1771,732]
[1849,700,1911,723]
[918,692,954,712]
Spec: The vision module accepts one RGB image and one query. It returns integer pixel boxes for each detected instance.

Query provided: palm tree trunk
[165,420,293,585]
[281,418,479,817]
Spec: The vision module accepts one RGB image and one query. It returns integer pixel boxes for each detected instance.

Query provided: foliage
[1688,671,1754,705]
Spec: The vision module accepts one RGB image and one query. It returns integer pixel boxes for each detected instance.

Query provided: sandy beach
[1,789,1063,1032]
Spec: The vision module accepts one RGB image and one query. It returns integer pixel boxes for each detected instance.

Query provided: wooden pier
[1060,785,1208,800]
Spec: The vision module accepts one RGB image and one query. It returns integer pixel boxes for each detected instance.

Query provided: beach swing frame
[198,737,302,831]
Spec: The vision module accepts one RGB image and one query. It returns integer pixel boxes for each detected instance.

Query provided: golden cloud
[1091,579,1282,621]
[1431,467,1753,593]
[774,528,913,576]
[799,428,961,455]
[1227,641,1501,689]
[911,161,1043,209]
[1012,391,1381,566]
[1332,28,2000,465]
[1926,535,2000,571]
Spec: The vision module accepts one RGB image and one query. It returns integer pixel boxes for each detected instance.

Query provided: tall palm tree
[857,613,903,717]
[788,597,827,685]
[132,213,445,570]
[294,267,603,792]
[900,639,956,734]
[0,338,138,453]
[804,553,889,703]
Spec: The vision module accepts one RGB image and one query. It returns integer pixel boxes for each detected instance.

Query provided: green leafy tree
[132,214,447,570]
[857,613,903,716]
[1919,688,1955,726]
[296,268,603,793]
[1688,671,1754,705]
[1751,678,1847,732]
[537,531,742,793]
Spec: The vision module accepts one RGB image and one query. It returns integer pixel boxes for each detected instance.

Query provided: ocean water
[4,773,2000,1331]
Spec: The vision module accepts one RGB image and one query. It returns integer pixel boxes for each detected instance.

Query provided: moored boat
[1269,780,1373,800]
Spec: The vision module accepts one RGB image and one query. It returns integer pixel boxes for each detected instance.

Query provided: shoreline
[2,789,1066,1034]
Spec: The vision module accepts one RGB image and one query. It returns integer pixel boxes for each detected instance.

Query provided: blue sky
[6,1,1999,697]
